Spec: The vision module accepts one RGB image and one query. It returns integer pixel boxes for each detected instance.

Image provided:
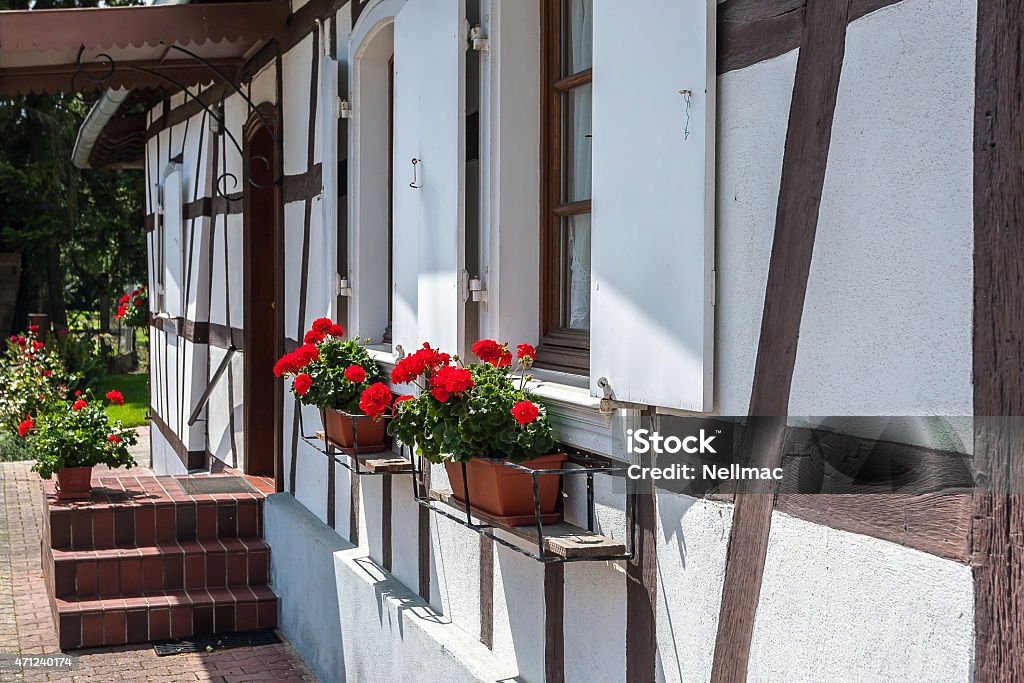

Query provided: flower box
[445,452,568,526]
[321,409,387,453]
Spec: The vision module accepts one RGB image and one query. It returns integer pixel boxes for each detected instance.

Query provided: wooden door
[243,115,279,477]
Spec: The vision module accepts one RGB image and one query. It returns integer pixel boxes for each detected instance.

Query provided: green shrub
[0,432,34,462]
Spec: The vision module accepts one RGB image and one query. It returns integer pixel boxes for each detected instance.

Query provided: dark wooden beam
[711,1,852,681]
[972,1,1024,680]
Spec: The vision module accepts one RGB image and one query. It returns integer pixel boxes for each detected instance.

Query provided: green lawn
[97,373,149,427]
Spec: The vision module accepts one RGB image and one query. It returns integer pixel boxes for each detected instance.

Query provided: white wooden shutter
[589,0,715,411]
[162,168,184,319]
[392,0,466,356]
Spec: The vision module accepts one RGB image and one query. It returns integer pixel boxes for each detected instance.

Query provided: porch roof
[0,2,289,97]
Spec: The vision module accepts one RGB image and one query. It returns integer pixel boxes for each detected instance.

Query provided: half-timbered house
[1,0,1016,679]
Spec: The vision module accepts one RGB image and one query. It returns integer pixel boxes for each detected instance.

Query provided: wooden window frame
[537,0,591,376]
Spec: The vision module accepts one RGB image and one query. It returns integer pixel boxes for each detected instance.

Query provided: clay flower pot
[55,466,94,500]
[321,409,387,453]
[445,452,568,526]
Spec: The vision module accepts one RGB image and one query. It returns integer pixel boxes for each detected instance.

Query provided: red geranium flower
[471,339,505,365]
[42,370,52,378]
[292,343,319,370]
[516,343,536,364]
[106,390,124,406]
[293,373,312,396]
[28,325,39,334]
[428,366,474,403]
[107,434,121,443]
[31,341,44,353]
[115,304,127,319]
[359,382,393,419]
[511,400,540,425]
[72,400,88,411]
[391,343,451,384]
[17,418,33,437]
[393,394,414,408]
[273,352,296,377]
[310,318,333,336]
[328,324,345,337]
[74,390,81,397]
[344,365,367,384]
[16,337,25,347]
[304,329,325,344]
[119,294,130,304]
[134,299,143,307]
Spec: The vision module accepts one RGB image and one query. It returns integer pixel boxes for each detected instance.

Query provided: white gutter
[71,88,133,169]
[70,0,192,169]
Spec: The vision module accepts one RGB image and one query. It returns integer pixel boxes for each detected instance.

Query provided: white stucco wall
[787,0,976,417]
[714,49,798,416]
[748,512,974,683]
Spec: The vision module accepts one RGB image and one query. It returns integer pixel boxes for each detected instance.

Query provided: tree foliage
[0,0,146,333]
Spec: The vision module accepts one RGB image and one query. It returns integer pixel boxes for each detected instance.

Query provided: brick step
[48,538,270,599]
[48,498,262,550]
[54,586,278,650]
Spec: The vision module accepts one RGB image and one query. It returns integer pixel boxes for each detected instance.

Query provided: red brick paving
[0,462,316,682]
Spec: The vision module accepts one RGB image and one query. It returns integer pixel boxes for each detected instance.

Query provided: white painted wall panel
[748,512,974,682]
[788,0,975,416]
[715,50,798,415]
[655,496,732,683]
[283,35,315,176]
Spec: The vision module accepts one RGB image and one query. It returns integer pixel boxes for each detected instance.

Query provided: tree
[0,0,145,334]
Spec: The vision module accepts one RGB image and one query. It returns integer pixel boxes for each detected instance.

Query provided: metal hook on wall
[409,158,423,189]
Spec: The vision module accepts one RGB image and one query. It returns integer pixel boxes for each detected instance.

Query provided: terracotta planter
[55,466,93,500]
[445,452,568,526]
[321,409,387,454]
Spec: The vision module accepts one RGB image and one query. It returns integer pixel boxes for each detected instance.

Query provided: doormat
[174,476,255,495]
[153,629,281,656]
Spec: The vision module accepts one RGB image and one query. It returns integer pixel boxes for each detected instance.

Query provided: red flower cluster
[511,400,540,425]
[293,373,312,396]
[303,317,345,345]
[28,325,38,334]
[391,343,451,384]
[106,390,124,406]
[17,417,33,437]
[471,339,512,367]
[273,343,319,377]
[30,341,44,353]
[72,400,88,411]
[516,344,536,364]
[429,366,474,403]
[115,286,146,320]
[344,365,366,384]
[393,394,414,408]
[107,434,121,443]
[359,382,393,419]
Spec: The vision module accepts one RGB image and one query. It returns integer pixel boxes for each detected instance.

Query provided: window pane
[560,213,591,330]
[561,82,592,202]
[561,0,593,76]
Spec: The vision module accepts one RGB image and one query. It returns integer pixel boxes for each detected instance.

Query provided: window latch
[336,274,352,297]
[469,25,489,52]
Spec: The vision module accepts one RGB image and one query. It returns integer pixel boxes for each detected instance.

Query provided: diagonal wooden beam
[710,1,853,681]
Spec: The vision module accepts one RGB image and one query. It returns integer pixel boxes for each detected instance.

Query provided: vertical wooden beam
[972,2,1024,681]
[711,2,851,681]
[349,468,361,545]
[381,473,393,571]
[479,535,494,648]
[418,458,431,601]
[625,485,657,683]
[274,44,286,494]
[326,450,336,529]
[544,562,564,683]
